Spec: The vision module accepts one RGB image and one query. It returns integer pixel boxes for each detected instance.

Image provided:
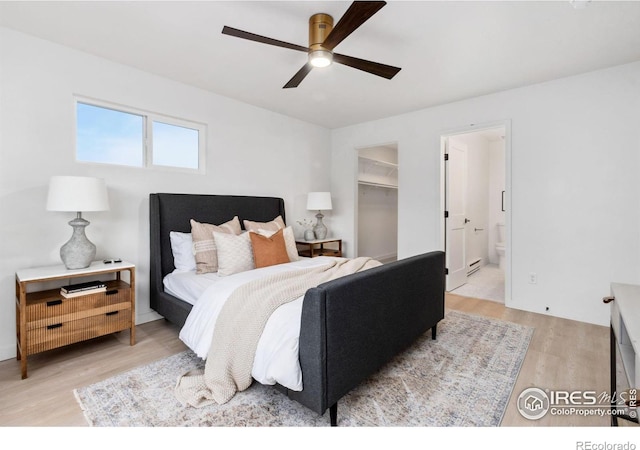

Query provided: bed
[149,192,445,425]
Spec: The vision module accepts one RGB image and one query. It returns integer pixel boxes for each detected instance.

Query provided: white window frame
[74,96,206,174]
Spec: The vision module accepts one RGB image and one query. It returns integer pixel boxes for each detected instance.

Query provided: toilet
[496,223,506,270]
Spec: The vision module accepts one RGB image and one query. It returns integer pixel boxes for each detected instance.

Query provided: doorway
[442,123,510,304]
[355,144,398,263]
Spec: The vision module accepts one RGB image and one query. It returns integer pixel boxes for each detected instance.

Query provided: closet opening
[355,143,398,263]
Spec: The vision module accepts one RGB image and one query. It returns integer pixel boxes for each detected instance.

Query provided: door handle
[464,218,471,224]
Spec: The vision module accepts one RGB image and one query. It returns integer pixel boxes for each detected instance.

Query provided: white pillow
[257,226,300,262]
[244,215,286,233]
[169,231,196,272]
[190,217,241,274]
[213,231,255,276]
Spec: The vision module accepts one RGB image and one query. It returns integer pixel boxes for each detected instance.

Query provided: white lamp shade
[307,192,332,211]
[46,176,110,212]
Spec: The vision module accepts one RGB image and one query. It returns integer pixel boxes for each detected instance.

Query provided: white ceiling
[2,1,640,129]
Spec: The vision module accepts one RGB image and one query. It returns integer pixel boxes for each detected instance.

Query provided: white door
[445,138,468,291]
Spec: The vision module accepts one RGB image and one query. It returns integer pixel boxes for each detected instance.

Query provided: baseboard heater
[467,258,482,276]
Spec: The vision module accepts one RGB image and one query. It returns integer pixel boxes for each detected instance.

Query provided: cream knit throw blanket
[175,257,381,408]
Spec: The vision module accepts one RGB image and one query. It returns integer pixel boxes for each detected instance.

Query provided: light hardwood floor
[0,293,632,427]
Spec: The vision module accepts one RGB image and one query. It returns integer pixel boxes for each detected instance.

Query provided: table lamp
[46,176,110,269]
[307,192,332,240]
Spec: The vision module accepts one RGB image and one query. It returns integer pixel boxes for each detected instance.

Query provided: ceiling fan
[221,1,401,89]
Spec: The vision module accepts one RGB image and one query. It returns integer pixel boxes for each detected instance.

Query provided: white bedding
[176,256,340,392]
[163,270,221,305]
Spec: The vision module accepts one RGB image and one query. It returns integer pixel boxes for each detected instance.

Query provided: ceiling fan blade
[222,26,309,53]
[333,53,401,79]
[322,1,387,51]
[283,63,314,89]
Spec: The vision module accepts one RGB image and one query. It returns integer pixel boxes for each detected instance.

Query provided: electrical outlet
[529,272,537,284]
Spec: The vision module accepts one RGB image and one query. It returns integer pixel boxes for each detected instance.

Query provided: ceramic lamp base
[313,212,327,240]
[60,216,96,269]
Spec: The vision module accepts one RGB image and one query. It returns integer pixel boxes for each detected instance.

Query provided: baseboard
[0,343,16,362]
[376,253,398,264]
[137,309,163,324]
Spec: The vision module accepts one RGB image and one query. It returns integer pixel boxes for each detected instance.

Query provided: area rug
[74,310,533,426]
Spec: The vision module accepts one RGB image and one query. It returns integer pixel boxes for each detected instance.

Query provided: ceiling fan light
[309,50,333,68]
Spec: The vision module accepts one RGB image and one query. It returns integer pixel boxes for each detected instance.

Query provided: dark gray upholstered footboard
[284,250,445,422]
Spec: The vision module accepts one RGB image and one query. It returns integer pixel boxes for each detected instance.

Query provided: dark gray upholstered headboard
[149,193,285,324]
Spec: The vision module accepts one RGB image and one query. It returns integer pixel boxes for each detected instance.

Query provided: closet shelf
[358,155,398,169]
[358,154,398,189]
[358,180,398,189]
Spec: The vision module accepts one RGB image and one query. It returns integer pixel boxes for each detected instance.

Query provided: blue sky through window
[152,121,199,169]
[76,102,144,167]
[76,100,203,170]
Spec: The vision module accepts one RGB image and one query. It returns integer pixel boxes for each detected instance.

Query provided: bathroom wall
[488,139,506,265]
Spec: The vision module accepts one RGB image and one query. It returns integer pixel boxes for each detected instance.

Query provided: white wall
[331,61,640,326]
[0,28,331,361]
[357,185,398,261]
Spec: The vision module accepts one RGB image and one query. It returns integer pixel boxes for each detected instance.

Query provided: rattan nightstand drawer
[26,280,130,324]
[26,308,132,354]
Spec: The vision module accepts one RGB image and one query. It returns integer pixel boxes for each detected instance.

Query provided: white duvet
[178,257,339,392]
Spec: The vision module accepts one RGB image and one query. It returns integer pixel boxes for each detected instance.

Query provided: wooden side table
[15,261,136,379]
[295,238,342,258]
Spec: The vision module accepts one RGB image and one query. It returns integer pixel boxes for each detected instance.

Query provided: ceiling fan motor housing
[309,13,333,51]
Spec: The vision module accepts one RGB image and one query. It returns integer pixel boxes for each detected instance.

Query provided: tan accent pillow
[190,216,241,274]
[243,215,285,233]
[249,228,290,269]
[214,231,255,276]
[257,226,299,262]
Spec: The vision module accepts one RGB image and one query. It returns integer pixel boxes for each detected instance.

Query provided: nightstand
[295,238,342,258]
[15,261,135,379]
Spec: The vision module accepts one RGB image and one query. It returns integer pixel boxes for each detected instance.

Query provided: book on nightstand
[60,286,107,298]
[60,280,107,297]
[61,280,106,294]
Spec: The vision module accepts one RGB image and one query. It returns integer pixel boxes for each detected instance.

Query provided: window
[152,121,200,169]
[75,98,205,172]
[77,102,144,167]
